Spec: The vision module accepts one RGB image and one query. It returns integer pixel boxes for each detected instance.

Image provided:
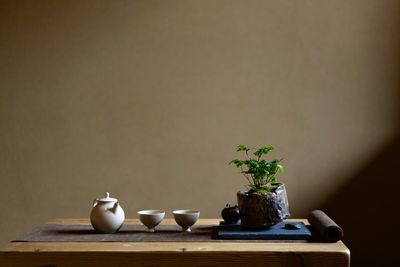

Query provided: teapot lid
[96,192,117,202]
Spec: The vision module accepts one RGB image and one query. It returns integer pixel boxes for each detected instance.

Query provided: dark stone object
[221,204,241,224]
[237,183,290,229]
[307,210,343,242]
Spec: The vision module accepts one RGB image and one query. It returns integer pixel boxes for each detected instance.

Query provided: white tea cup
[173,210,200,232]
[138,210,165,232]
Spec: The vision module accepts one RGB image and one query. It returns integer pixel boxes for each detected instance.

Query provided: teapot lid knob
[96,192,116,203]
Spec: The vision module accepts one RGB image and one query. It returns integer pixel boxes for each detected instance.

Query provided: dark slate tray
[217,221,312,240]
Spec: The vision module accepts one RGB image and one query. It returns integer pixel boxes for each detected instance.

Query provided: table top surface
[1,218,350,254]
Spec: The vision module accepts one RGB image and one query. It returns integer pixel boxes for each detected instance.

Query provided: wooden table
[0,218,350,267]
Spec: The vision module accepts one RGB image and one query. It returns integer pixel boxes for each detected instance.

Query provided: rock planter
[237,183,290,229]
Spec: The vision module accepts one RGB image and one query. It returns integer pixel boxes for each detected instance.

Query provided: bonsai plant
[230,145,290,228]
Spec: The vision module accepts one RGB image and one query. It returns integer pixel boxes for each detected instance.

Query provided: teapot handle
[93,200,98,207]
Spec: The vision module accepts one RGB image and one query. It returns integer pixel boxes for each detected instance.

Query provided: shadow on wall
[321,135,400,267]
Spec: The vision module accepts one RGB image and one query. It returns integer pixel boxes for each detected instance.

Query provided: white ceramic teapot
[90,192,125,233]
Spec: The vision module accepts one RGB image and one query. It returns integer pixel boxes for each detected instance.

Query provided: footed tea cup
[173,210,200,232]
[138,210,165,232]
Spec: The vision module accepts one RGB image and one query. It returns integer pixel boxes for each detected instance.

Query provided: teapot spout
[108,202,119,213]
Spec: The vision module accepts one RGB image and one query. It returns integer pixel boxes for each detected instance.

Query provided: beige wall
[1,0,399,250]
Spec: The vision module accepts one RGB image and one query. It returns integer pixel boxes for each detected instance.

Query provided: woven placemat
[13,222,313,242]
[13,224,218,242]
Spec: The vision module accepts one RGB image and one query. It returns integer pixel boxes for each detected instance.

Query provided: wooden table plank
[0,218,350,267]
[2,240,350,253]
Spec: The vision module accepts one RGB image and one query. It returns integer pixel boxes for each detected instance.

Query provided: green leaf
[266,182,279,191]
[236,144,250,152]
[277,164,284,173]
[253,146,274,158]
[229,159,244,168]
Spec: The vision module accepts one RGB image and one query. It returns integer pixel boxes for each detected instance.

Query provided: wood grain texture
[0,219,350,267]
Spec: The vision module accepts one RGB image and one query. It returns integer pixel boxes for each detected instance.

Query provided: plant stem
[240,166,253,186]
[250,173,257,186]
